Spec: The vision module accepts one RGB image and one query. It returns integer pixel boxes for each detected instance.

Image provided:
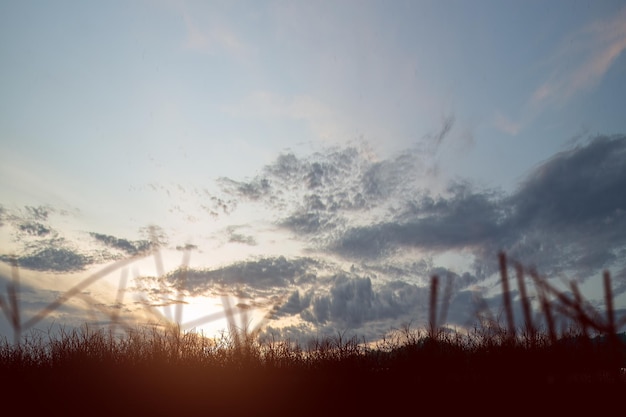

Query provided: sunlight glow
[154,294,265,341]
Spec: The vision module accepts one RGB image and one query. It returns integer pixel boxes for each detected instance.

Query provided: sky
[1,0,626,345]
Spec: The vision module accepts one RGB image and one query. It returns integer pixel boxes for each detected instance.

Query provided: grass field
[1,252,625,416]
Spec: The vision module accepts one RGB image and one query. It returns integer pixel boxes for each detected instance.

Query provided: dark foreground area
[2,321,625,416]
[3,354,625,416]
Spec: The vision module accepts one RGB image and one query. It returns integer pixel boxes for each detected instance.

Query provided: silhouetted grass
[1,252,625,415]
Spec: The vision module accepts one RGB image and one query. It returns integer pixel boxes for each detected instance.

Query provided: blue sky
[1,0,626,343]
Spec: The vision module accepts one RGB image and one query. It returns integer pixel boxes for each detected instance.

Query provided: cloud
[217,177,272,202]
[152,253,441,341]
[24,205,51,221]
[300,275,426,327]
[212,133,626,297]
[217,144,436,251]
[2,205,58,228]
[265,275,437,343]
[0,206,84,272]
[164,256,320,294]
[18,222,52,237]
[176,243,198,252]
[280,209,338,236]
[225,226,257,246]
[139,183,236,221]
[313,134,626,287]
[89,232,152,256]
[503,134,626,277]
[0,204,155,272]
[0,248,91,273]
[278,266,471,331]
[332,182,508,259]
[269,263,482,338]
[276,289,310,317]
[2,205,54,229]
[510,135,626,230]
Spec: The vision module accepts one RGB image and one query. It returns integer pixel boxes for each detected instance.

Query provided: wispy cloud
[493,7,626,136]
[179,2,251,62]
[532,6,626,106]
[223,90,350,142]
[332,182,508,260]
[493,112,522,136]
[89,232,152,256]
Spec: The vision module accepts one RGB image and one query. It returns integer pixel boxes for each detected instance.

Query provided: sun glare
[154,294,264,341]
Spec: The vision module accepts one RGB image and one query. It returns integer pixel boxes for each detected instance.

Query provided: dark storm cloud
[275,288,311,316]
[264,274,453,342]
[296,275,427,327]
[89,232,151,256]
[165,256,319,293]
[333,182,508,258]
[502,134,626,277]
[210,134,626,299]
[364,259,434,282]
[0,248,91,273]
[510,135,626,231]
[328,135,626,287]
[443,288,529,329]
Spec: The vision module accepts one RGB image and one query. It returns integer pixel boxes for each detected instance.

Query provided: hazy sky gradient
[1,0,626,343]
